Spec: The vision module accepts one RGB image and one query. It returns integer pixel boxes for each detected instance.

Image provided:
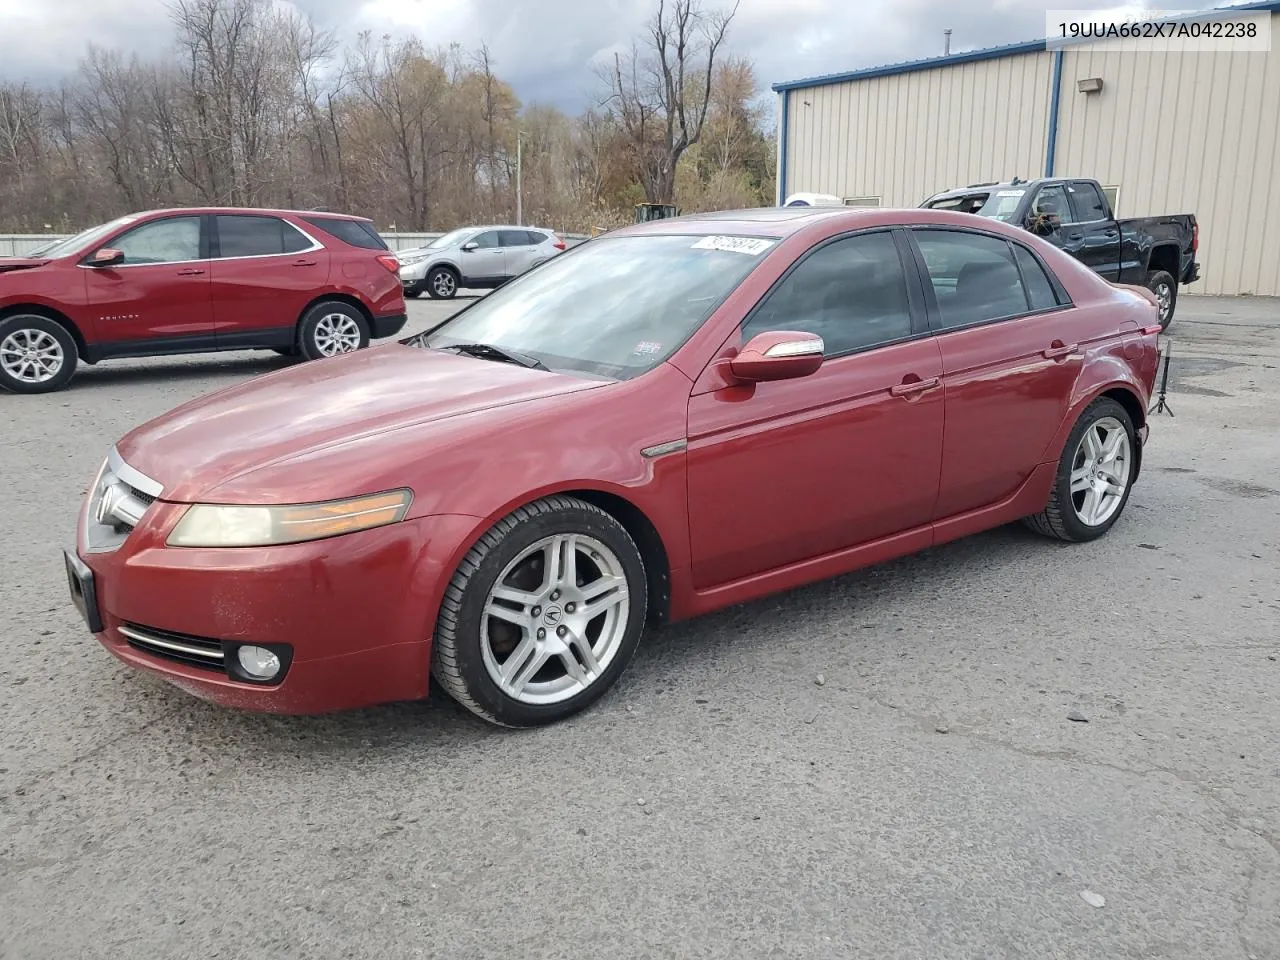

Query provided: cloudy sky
[0,0,1222,111]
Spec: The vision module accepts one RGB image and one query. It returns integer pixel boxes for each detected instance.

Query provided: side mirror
[87,247,124,267]
[1027,213,1060,236]
[729,331,825,383]
[461,241,478,252]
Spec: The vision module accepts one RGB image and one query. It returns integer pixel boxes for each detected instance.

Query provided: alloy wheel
[479,533,631,705]
[1070,416,1131,527]
[0,326,64,384]
[432,272,456,297]
[312,313,362,356]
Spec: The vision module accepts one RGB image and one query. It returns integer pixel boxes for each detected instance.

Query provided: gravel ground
[2,293,1278,960]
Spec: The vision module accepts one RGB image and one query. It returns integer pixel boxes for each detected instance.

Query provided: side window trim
[737,226,932,362]
[76,214,208,268]
[209,215,324,261]
[906,225,1075,335]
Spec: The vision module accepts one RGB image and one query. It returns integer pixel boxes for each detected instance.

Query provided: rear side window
[216,215,312,258]
[914,229,1036,329]
[302,216,389,251]
[1012,245,1063,311]
[1068,182,1109,221]
[499,230,541,247]
[744,231,914,357]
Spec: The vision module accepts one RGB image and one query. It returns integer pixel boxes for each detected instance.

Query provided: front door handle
[1043,341,1079,360]
[889,376,940,397]
[176,268,205,276]
[292,258,318,267]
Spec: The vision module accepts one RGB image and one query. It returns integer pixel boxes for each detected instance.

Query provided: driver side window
[742,231,914,357]
[1030,185,1077,224]
[112,217,202,265]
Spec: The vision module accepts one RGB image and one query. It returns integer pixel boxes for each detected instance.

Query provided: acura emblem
[543,607,563,625]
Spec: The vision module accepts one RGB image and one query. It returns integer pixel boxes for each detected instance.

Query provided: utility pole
[944,28,952,55]
[515,133,523,226]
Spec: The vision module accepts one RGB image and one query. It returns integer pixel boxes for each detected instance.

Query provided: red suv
[0,207,407,393]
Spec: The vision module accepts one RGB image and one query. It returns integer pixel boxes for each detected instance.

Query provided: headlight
[166,489,413,547]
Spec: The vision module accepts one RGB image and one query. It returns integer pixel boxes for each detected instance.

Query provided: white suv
[397,225,567,299]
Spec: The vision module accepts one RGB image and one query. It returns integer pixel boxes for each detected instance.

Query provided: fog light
[237,645,281,681]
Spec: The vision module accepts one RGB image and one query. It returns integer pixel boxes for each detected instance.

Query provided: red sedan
[64,206,1163,727]
[0,207,406,393]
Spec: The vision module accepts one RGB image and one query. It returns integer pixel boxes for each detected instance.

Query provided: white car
[397,225,567,299]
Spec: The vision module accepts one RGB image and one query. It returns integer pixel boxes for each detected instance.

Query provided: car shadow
[62,353,298,390]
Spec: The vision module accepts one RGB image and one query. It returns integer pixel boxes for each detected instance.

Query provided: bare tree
[601,0,739,204]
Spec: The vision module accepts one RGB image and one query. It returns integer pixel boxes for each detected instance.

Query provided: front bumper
[66,507,480,714]
[398,261,429,283]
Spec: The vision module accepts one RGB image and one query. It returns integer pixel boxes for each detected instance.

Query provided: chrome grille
[120,623,224,671]
[83,447,163,553]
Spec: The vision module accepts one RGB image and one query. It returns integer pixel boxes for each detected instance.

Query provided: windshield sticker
[691,235,776,256]
[995,190,1026,198]
[632,340,664,356]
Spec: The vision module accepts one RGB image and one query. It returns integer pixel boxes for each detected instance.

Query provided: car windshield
[35,215,138,259]
[422,233,778,380]
[428,227,479,249]
[925,190,1025,222]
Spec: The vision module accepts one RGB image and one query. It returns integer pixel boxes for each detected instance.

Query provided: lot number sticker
[691,235,776,256]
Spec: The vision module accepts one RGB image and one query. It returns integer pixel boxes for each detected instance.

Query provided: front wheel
[1024,397,1137,543]
[426,266,458,300]
[431,496,648,727]
[1145,269,1177,330]
[298,301,370,361]
[0,314,79,394]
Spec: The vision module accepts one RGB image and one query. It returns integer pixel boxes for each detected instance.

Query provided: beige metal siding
[1054,18,1280,295]
[784,52,1053,209]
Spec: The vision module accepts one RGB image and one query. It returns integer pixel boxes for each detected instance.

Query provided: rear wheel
[298,301,369,361]
[431,496,648,727]
[1145,269,1177,330]
[1024,397,1137,543]
[426,266,458,300]
[0,314,78,394]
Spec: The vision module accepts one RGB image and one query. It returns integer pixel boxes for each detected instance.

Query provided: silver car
[397,225,567,300]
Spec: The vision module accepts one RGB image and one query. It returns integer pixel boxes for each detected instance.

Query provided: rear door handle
[176,268,205,276]
[1043,342,1079,360]
[889,376,940,397]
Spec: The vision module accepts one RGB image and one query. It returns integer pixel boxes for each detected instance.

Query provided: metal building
[772,1,1280,296]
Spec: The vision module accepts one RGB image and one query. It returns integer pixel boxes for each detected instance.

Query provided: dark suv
[0,207,407,393]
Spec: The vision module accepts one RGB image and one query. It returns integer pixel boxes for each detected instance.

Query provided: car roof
[924,179,1048,202]
[606,205,944,239]
[130,207,375,222]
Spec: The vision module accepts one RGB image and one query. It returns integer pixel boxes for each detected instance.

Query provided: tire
[297,301,370,361]
[1023,397,1137,543]
[431,495,649,728]
[0,313,79,394]
[1145,269,1177,330]
[425,266,459,300]
[271,346,299,357]
[403,282,423,299]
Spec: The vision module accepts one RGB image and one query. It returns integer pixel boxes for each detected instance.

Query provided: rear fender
[1041,366,1149,481]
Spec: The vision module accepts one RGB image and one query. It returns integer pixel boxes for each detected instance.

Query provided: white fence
[0,230,591,257]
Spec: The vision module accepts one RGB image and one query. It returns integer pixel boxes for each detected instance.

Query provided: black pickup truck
[921,176,1199,329]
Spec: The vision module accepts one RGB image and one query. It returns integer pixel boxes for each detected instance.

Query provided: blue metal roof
[771,0,1280,92]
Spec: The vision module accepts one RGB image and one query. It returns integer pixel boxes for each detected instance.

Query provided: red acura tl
[0,207,406,393]
[64,206,1163,727]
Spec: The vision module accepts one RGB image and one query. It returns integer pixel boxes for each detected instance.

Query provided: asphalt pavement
[2,293,1278,960]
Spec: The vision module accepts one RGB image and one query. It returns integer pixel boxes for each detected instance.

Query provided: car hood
[0,257,52,274]
[116,344,605,504]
